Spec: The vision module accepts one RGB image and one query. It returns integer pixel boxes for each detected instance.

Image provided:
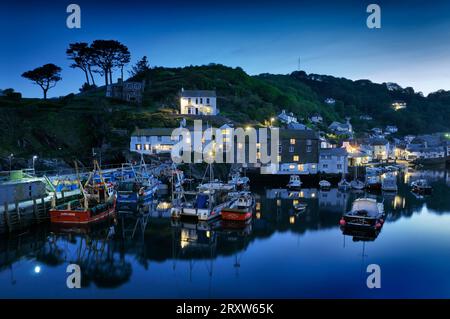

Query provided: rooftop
[320,147,348,156]
[181,90,216,98]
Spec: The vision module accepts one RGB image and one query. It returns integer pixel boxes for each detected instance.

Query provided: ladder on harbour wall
[1,191,80,234]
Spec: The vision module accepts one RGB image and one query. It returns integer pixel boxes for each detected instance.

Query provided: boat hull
[50,200,116,225]
[221,209,252,221]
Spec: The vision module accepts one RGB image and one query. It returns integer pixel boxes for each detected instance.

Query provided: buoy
[339,219,346,226]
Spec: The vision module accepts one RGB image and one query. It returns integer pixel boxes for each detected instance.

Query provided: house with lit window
[318,148,348,175]
[260,130,319,175]
[130,128,178,155]
[180,89,217,115]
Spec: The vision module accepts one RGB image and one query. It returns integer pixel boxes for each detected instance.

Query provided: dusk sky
[2,0,450,97]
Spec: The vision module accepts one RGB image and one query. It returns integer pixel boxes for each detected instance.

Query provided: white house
[309,113,323,124]
[392,100,407,111]
[359,115,373,121]
[385,125,398,134]
[277,110,298,124]
[328,118,352,136]
[363,138,390,161]
[130,128,178,154]
[180,89,217,115]
[318,148,348,174]
[324,98,336,105]
[130,123,234,155]
[406,145,446,161]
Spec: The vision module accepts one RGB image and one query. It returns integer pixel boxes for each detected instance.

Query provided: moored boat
[293,202,307,212]
[350,180,365,190]
[221,191,254,221]
[50,160,116,225]
[319,180,331,190]
[381,173,398,192]
[339,198,385,230]
[411,179,432,194]
[287,175,302,190]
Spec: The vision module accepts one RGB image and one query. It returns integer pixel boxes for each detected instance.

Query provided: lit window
[298,164,304,171]
[238,143,243,149]
[293,155,299,161]
[144,144,150,150]
[136,144,142,150]
[289,164,295,170]
[257,152,261,159]
[290,139,296,145]
[277,155,281,162]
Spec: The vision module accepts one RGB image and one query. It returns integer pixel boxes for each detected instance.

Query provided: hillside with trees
[2,63,450,168]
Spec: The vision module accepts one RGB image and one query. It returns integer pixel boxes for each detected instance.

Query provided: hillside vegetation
[1,64,450,166]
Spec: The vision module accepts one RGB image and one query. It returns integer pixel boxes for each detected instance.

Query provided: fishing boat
[339,198,385,230]
[221,191,254,221]
[116,155,160,209]
[50,161,116,225]
[287,175,302,190]
[171,164,234,221]
[381,173,398,192]
[319,180,331,190]
[411,179,432,194]
[227,173,250,191]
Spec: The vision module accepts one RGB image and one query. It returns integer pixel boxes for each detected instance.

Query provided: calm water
[1,169,450,298]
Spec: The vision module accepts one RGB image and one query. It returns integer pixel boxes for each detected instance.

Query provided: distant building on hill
[328,118,353,136]
[385,125,398,134]
[324,98,336,105]
[277,110,298,125]
[309,113,323,124]
[106,78,145,104]
[391,100,407,111]
[180,89,217,115]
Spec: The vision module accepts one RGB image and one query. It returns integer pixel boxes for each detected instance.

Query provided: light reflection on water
[0,169,449,298]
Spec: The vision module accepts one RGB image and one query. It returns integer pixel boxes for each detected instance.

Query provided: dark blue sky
[2,0,450,97]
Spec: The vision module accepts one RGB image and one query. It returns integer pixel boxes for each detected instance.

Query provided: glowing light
[289,216,295,224]
[34,266,41,274]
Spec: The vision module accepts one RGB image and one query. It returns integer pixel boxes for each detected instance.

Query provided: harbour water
[1,168,450,298]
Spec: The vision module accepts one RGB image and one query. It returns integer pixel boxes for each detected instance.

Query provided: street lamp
[270,117,275,127]
[32,155,38,174]
[8,153,13,171]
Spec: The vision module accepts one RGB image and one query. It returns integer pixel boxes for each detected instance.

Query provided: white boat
[287,175,302,190]
[293,202,307,212]
[381,173,398,192]
[350,180,365,190]
[319,180,331,189]
[340,198,385,230]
